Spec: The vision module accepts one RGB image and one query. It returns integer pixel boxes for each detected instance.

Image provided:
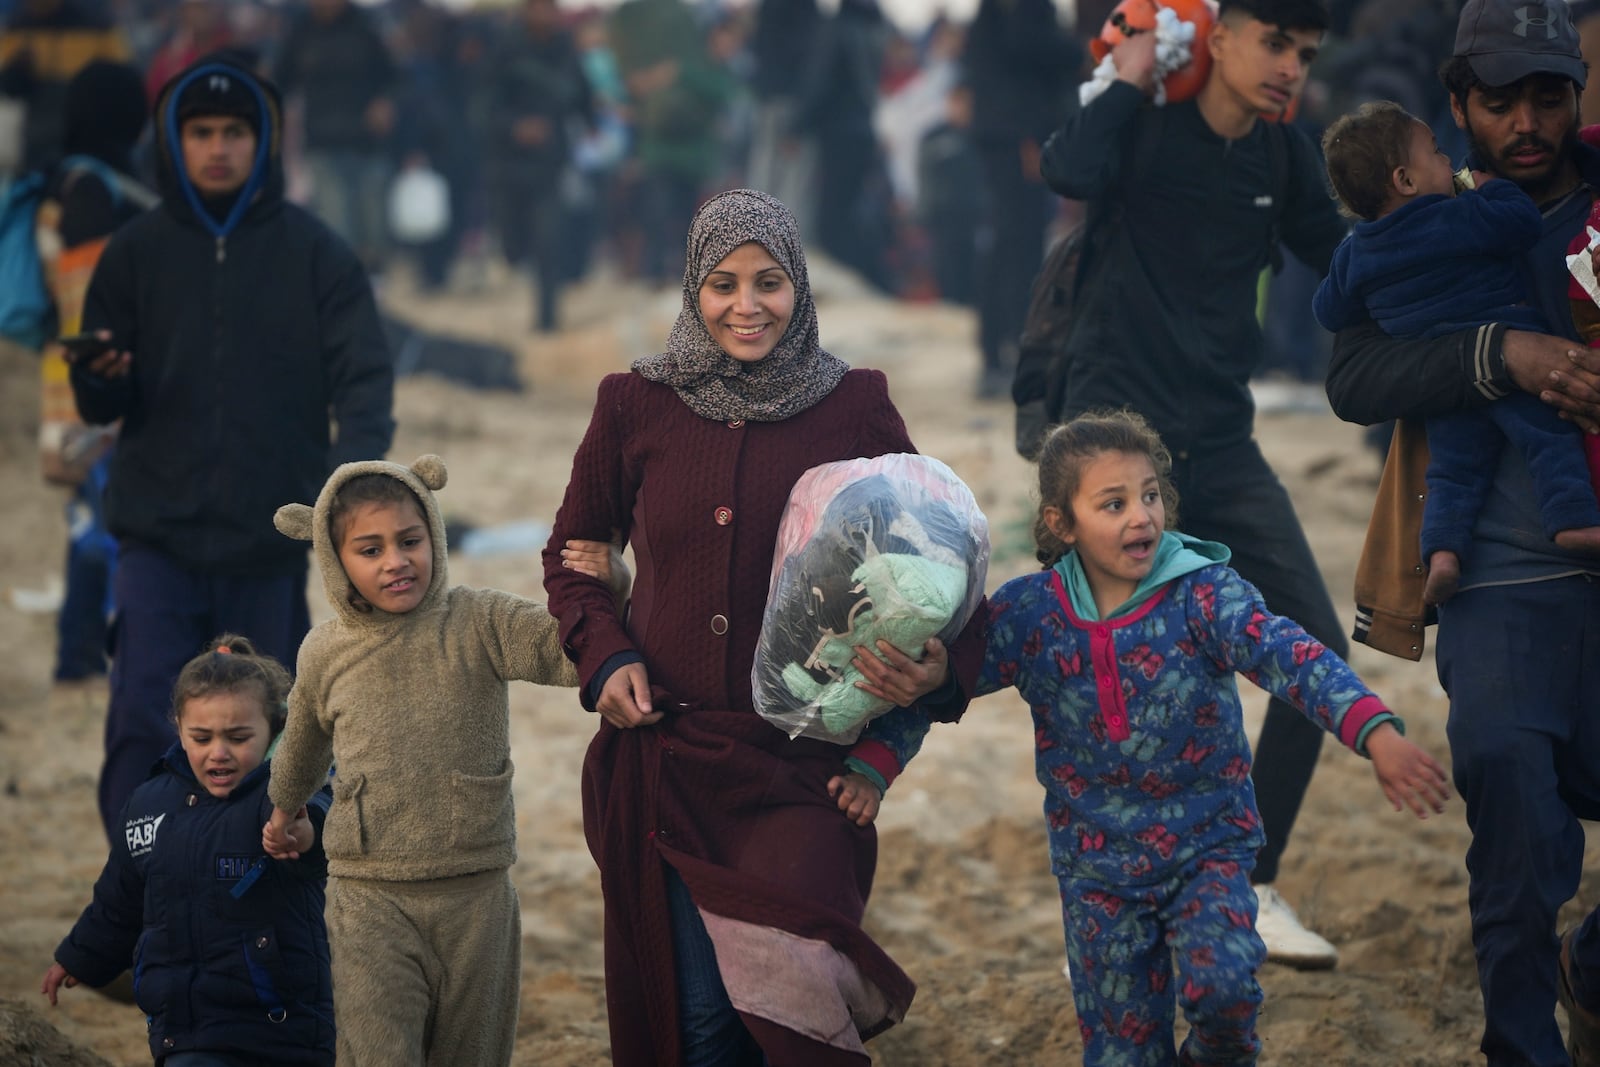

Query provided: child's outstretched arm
[1198,567,1451,818]
[1363,721,1450,818]
[263,805,315,861]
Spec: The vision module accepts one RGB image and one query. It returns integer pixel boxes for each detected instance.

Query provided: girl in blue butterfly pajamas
[852,412,1449,1066]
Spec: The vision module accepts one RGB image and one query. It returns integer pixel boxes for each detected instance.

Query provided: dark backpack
[1011,111,1291,458]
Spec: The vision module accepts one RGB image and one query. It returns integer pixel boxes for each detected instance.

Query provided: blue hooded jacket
[67,54,394,576]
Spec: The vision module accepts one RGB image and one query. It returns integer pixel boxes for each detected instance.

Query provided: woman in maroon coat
[542,188,984,1066]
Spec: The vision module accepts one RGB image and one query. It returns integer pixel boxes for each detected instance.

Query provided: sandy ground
[1,256,1598,1065]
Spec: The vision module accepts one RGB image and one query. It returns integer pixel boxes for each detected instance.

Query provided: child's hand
[41,962,78,1005]
[1365,722,1450,819]
[828,772,882,826]
[561,538,632,615]
[851,637,950,707]
[263,806,314,860]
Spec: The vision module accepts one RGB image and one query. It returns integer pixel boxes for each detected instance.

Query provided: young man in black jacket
[1037,0,1350,968]
[1326,0,1600,1059]
[69,55,394,843]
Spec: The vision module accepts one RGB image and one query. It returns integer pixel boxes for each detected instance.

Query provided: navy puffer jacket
[54,745,334,1065]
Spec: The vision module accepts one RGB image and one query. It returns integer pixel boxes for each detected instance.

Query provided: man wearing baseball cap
[1326,0,1600,1062]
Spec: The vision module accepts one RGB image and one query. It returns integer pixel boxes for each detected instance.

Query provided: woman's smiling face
[697,241,795,363]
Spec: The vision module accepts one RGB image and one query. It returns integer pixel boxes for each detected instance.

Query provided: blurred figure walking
[610,0,733,286]
[962,0,1081,398]
[745,0,821,237]
[480,0,594,331]
[276,0,396,274]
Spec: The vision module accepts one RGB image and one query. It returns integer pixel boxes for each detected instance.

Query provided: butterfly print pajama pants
[1060,851,1265,1066]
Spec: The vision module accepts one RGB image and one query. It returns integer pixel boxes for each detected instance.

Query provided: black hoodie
[70,56,395,575]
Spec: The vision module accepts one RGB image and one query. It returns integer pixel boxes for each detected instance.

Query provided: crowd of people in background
[0,0,1467,390]
[20,0,1600,1060]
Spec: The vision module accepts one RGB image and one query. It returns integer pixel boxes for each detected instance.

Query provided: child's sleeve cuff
[1339,694,1404,757]
[845,740,899,793]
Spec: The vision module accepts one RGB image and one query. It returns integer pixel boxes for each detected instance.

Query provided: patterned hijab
[633,189,850,422]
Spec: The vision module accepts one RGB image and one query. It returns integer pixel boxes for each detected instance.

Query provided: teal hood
[1054,531,1230,621]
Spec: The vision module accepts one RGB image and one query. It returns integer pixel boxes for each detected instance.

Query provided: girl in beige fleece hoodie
[262,455,621,1067]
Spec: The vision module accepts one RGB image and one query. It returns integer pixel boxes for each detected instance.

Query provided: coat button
[256,936,269,949]
[163,1039,175,1049]
[727,419,745,429]
[714,506,733,525]
[187,794,197,806]
[711,614,729,635]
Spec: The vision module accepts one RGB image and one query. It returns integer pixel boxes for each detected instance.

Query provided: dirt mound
[0,998,114,1067]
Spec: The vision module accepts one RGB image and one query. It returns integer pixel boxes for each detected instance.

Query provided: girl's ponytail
[171,633,294,736]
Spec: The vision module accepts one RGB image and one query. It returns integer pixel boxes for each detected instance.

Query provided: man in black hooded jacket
[69,54,394,842]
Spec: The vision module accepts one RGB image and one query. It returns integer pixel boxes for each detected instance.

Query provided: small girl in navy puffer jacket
[42,634,333,1066]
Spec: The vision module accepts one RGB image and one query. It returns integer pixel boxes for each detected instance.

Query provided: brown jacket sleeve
[1351,418,1433,661]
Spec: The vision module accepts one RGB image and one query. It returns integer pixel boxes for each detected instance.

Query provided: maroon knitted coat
[543,368,982,1065]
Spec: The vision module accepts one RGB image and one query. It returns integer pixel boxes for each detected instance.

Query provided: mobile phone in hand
[56,332,113,363]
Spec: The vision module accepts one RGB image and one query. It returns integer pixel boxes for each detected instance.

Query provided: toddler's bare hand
[829,772,882,826]
[263,806,310,860]
[40,962,77,1006]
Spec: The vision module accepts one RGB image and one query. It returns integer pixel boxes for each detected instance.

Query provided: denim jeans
[664,865,767,1067]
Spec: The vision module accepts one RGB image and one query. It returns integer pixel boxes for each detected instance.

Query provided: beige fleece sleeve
[267,628,337,814]
[472,588,582,687]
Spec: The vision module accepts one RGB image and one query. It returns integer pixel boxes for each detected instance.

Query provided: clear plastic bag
[753,453,990,743]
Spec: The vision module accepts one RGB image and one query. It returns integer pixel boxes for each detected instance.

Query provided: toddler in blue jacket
[1314,99,1600,604]
[42,635,334,1066]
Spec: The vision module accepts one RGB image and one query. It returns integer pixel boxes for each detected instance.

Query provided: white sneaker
[1254,884,1338,969]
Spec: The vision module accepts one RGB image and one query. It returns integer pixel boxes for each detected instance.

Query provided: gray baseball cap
[1454,0,1587,89]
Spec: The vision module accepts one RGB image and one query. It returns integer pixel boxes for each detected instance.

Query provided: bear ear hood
[281,455,452,625]
[274,503,315,542]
